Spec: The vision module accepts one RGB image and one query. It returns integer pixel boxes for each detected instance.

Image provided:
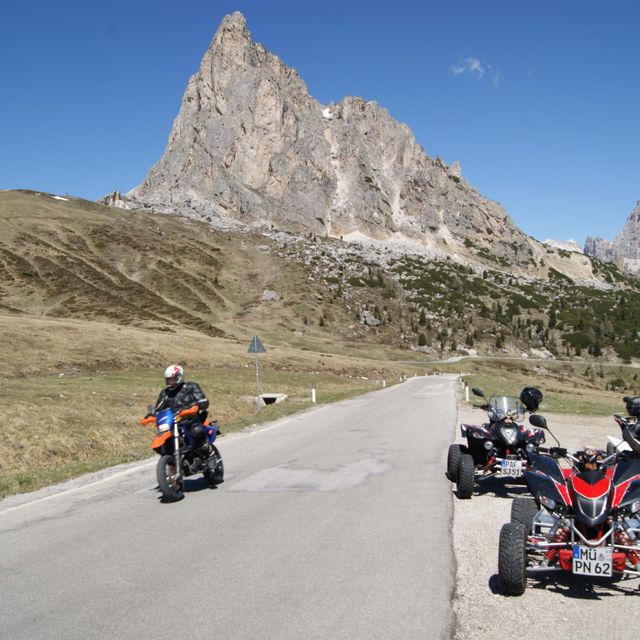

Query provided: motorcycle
[140,404,224,502]
[447,386,545,499]
[499,400,640,595]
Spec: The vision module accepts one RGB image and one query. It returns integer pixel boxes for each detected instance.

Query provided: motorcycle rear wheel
[203,445,224,486]
[498,522,527,595]
[456,453,475,499]
[157,454,184,502]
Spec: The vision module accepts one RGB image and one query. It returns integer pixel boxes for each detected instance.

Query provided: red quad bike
[499,397,640,595]
[447,386,545,499]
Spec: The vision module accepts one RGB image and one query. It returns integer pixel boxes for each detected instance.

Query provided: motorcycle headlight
[500,426,518,445]
[631,500,640,514]
[526,442,537,453]
[483,441,494,450]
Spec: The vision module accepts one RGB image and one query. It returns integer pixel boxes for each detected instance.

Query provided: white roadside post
[248,335,266,411]
[465,384,470,402]
[311,383,316,403]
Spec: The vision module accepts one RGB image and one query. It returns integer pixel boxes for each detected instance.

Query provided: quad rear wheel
[498,522,527,595]
[447,444,467,481]
[456,453,475,499]
[157,454,184,502]
[510,497,538,533]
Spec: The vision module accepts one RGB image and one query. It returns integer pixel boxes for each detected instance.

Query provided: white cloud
[451,57,501,87]
[451,57,485,78]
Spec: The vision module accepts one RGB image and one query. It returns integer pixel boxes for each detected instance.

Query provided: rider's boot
[199,441,212,460]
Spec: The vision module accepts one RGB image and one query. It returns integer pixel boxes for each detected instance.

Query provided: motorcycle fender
[151,431,172,451]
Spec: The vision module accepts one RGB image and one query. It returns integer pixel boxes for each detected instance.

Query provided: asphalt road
[0,375,457,640]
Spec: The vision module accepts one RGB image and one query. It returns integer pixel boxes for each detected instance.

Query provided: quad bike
[499,398,640,595]
[447,386,545,499]
[140,405,224,502]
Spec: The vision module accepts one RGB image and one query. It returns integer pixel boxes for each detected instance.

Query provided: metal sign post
[248,335,266,411]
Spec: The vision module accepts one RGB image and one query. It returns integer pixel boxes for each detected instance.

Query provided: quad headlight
[539,495,556,511]
[500,426,518,445]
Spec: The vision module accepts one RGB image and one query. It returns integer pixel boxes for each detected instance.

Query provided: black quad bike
[447,386,544,499]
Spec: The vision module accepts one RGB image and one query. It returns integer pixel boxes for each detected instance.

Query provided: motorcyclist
[153,364,212,458]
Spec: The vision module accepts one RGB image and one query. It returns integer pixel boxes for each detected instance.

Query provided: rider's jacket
[154,381,209,421]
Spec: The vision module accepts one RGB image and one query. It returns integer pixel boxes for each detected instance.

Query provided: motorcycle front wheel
[157,454,184,502]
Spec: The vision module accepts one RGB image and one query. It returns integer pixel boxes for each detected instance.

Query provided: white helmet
[164,364,184,389]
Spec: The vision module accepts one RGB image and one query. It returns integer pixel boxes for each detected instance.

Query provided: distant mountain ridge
[584,201,640,275]
[543,239,583,254]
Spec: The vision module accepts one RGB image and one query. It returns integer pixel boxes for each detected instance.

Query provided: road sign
[248,335,266,353]
[248,336,266,411]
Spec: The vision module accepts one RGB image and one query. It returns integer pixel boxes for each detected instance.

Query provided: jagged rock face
[127,12,528,254]
[584,201,640,273]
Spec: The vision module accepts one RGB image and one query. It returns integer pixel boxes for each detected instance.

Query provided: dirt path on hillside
[452,406,640,640]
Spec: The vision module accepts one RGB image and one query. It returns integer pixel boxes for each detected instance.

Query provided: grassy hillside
[0,190,424,495]
[1,189,640,497]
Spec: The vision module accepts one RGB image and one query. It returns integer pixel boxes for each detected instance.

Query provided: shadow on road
[155,477,221,503]
[450,474,530,500]
[488,572,640,598]
[472,476,530,498]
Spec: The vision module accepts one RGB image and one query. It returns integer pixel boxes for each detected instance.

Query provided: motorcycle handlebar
[139,404,203,426]
[178,405,200,418]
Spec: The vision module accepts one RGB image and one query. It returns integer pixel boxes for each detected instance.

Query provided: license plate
[499,459,523,477]
[572,546,613,577]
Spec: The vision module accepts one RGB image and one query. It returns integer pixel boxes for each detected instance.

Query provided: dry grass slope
[0,190,430,496]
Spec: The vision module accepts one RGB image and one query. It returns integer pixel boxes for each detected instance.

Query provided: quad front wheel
[456,453,475,499]
[157,454,184,502]
[498,522,527,595]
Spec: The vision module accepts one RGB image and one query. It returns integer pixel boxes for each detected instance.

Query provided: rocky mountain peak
[116,12,593,278]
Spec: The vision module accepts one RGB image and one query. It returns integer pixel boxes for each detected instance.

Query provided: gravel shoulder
[452,404,640,639]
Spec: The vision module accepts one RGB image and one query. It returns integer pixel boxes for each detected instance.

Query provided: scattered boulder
[360,310,382,326]
[261,289,280,302]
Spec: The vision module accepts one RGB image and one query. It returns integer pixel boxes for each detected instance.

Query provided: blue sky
[1,0,638,245]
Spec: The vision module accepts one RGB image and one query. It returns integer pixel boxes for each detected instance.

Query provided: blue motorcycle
[140,405,224,502]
